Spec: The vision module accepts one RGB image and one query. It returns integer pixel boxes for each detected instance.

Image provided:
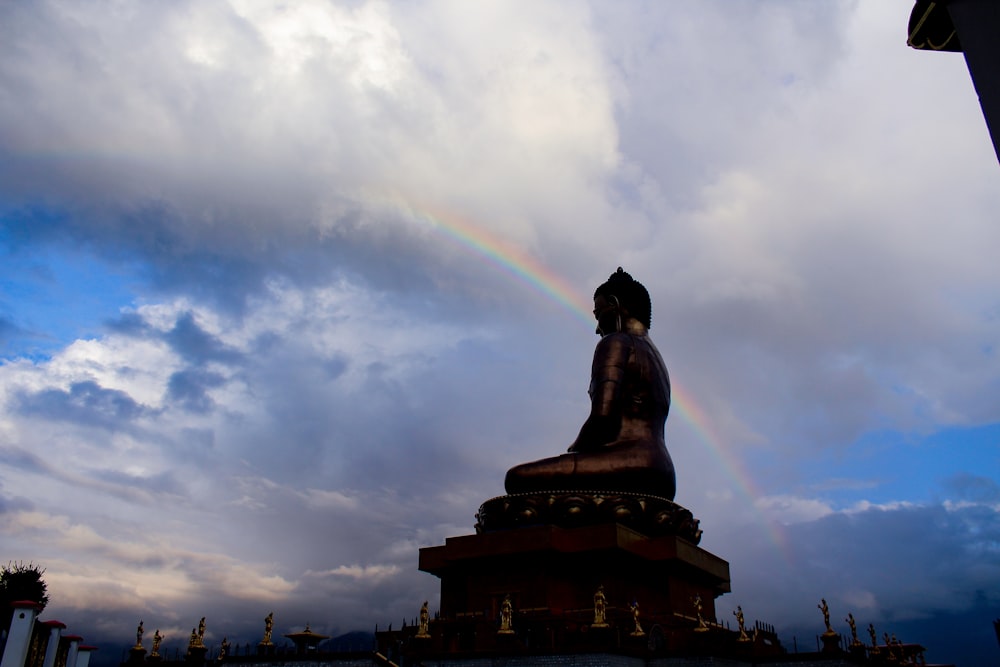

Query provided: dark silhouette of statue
[504,268,676,499]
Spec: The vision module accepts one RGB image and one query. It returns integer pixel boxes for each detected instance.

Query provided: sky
[1,1,999,665]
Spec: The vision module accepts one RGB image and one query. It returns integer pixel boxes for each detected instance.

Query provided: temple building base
[373,498,793,663]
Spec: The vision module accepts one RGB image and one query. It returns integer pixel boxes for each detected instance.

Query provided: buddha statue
[504,268,676,500]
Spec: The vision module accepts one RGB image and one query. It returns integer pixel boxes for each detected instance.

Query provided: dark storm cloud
[166,369,226,414]
[722,502,1000,637]
[944,472,1000,503]
[165,313,242,365]
[0,446,49,476]
[105,312,152,337]
[2,200,499,329]
[711,500,1000,663]
[0,491,34,516]
[15,380,148,428]
[0,445,177,507]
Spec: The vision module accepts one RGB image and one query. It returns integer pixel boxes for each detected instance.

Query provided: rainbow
[394,199,789,557]
[670,384,789,556]
[398,201,594,328]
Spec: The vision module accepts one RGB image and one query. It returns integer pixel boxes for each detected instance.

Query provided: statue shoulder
[593,332,633,364]
[595,331,635,350]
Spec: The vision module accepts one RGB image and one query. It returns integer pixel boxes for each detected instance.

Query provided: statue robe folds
[505,319,676,500]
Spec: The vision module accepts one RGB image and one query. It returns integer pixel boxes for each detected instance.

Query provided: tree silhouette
[1,561,49,630]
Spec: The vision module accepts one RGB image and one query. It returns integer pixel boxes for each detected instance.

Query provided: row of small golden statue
[818,597,865,648]
[413,591,772,643]
[129,610,291,662]
[583,585,645,636]
[413,585,647,640]
[133,621,163,656]
[817,597,923,662]
[132,616,215,658]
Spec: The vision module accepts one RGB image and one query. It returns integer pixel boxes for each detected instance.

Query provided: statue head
[593,267,652,333]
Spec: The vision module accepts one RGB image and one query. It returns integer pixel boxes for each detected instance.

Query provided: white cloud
[306,564,400,583]
[754,494,834,525]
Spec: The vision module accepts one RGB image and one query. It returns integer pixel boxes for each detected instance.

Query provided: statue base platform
[126,647,146,667]
[420,521,729,621]
[410,491,732,657]
[475,491,702,544]
[373,492,792,662]
[184,645,207,664]
[820,631,842,653]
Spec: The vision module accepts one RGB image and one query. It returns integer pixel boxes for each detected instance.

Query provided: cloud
[944,472,1000,504]
[754,494,834,524]
[15,380,148,427]
[166,369,226,414]
[719,498,1000,663]
[305,564,401,584]
[164,313,243,365]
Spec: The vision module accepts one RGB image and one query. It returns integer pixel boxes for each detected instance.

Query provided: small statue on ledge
[629,601,645,637]
[693,594,709,632]
[846,612,862,646]
[218,637,229,661]
[151,630,162,657]
[818,599,835,635]
[498,595,514,634]
[734,605,750,642]
[505,268,676,499]
[416,601,431,638]
[262,612,274,645]
[592,585,608,627]
[135,620,144,650]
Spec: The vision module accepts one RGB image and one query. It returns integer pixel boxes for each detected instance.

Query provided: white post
[0,601,42,667]
[62,635,81,667]
[75,647,96,667]
[41,621,66,667]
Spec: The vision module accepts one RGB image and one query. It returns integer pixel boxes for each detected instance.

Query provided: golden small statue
[498,595,514,635]
[415,601,431,638]
[846,613,861,646]
[592,586,609,628]
[734,605,750,642]
[629,601,645,637]
[262,612,274,645]
[693,594,709,632]
[188,628,198,649]
[218,637,229,660]
[198,617,206,641]
[868,623,878,648]
[134,620,144,649]
[151,630,162,657]
[818,598,834,635]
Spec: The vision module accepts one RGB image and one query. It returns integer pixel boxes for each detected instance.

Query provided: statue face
[593,295,619,335]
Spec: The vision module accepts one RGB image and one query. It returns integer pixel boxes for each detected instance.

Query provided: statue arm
[568,335,629,452]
